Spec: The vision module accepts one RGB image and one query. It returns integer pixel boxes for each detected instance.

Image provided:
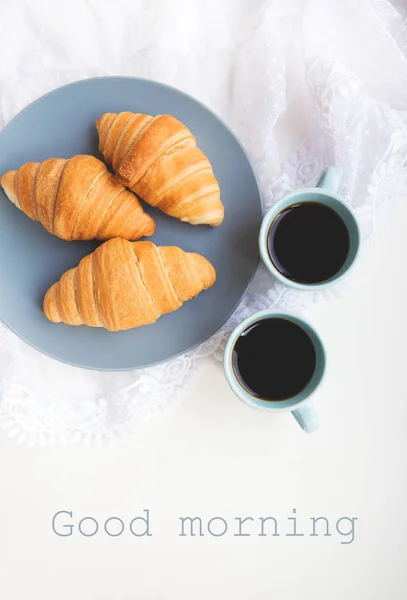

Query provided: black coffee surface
[268,202,350,284]
[232,318,316,401]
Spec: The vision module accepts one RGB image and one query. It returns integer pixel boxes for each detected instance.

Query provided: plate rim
[0,75,263,371]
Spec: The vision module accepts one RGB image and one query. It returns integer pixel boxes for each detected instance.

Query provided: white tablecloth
[0,0,406,445]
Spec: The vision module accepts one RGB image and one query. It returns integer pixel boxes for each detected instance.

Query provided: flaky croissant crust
[1,154,155,241]
[44,238,216,331]
[96,112,224,227]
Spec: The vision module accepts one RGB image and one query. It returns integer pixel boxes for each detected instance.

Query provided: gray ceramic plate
[0,77,262,370]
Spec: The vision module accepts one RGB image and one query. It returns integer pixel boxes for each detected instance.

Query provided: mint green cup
[259,167,360,291]
[223,310,325,433]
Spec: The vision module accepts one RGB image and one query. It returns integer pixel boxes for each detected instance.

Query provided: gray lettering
[336,517,357,544]
[286,508,304,537]
[104,517,125,537]
[234,516,254,537]
[78,517,98,537]
[310,517,331,537]
[259,516,279,537]
[179,517,204,537]
[207,517,228,537]
[52,511,74,537]
[129,509,152,537]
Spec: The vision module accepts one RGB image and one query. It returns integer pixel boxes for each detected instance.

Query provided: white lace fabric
[0,0,406,445]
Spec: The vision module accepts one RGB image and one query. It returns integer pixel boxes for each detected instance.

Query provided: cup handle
[316,167,342,194]
[291,402,319,433]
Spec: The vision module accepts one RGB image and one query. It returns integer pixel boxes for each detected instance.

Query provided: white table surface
[1,199,406,599]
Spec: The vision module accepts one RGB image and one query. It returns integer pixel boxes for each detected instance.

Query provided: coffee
[267,202,350,284]
[232,318,316,401]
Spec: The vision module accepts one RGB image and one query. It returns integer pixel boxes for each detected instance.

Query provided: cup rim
[259,187,361,291]
[223,309,326,413]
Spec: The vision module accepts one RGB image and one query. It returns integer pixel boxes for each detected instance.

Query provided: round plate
[0,77,262,370]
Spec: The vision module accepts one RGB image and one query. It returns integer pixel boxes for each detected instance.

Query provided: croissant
[44,238,216,331]
[1,154,155,241]
[96,112,224,227]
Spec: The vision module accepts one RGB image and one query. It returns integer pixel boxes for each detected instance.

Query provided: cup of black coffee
[259,167,360,290]
[224,310,325,433]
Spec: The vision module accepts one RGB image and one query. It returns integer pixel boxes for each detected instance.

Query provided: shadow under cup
[223,311,326,432]
[260,189,361,290]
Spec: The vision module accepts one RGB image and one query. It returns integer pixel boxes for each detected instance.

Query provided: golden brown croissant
[96,112,224,227]
[1,154,155,241]
[44,238,216,331]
